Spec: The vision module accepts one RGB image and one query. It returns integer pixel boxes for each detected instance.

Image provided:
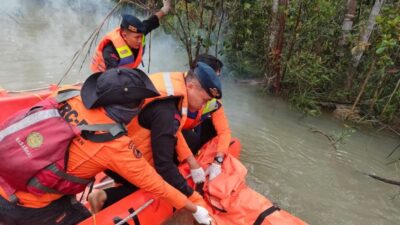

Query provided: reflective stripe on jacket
[0,95,187,209]
[90,28,145,72]
[183,98,220,130]
[127,72,194,163]
[183,98,231,154]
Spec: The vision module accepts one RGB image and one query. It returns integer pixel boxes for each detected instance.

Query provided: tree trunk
[270,0,288,94]
[204,1,218,54]
[268,0,279,51]
[214,0,225,57]
[345,0,384,92]
[351,60,375,112]
[282,0,303,82]
[352,0,385,67]
[339,0,357,47]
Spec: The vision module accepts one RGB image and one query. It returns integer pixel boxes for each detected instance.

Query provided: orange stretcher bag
[195,138,308,225]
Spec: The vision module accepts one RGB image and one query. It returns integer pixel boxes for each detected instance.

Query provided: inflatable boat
[0,85,308,225]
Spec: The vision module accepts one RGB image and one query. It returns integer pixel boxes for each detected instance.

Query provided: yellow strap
[116,45,133,59]
[92,213,97,225]
[202,98,218,115]
[32,93,44,101]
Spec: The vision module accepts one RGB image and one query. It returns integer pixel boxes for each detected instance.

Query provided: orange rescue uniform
[0,95,187,209]
[90,28,144,73]
[127,72,194,163]
[183,99,231,154]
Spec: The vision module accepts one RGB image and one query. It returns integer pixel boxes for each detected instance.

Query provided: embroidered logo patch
[26,132,43,148]
[128,141,142,158]
[128,25,137,32]
[209,88,220,98]
[134,149,142,159]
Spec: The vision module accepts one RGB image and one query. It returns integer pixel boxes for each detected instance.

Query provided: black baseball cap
[194,62,222,99]
[120,14,144,33]
[81,68,159,109]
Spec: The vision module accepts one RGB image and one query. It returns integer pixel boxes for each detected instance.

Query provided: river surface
[1,1,399,225]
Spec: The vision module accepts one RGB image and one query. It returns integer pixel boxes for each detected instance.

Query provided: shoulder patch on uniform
[128,141,142,158]
[133,149,142,158]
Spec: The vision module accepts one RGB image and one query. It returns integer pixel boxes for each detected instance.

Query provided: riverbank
[233,77,400,139]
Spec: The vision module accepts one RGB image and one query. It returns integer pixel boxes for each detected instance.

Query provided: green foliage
[223,0,270,78]
[164,0,400,127]
[284,51,337,115]
[163,0,226,65]
[367,5,400,121]
[220,0,400,127]
[331,125,356,148]
[289,90,321,116]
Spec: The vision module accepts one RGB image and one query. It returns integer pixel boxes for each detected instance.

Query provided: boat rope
[93,179,115,189]
[114,199,154,225]
[2,82,80,94]
[91,213,97,225]
[32,93,44,101]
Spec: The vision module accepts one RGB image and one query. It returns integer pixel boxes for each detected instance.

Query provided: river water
[1,1,399,225]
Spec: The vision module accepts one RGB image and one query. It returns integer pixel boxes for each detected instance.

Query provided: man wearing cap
[88,63,222,212]
[0,68,212,225]
[183,54,233,184]
[90,0,171,72]
[126,63,222,208]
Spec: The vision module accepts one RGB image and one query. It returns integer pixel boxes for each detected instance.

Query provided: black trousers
[182,118,217,155]
[0,195,91,225]
[102,170,139,209]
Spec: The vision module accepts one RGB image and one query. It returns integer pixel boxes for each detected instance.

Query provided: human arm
[69,133,210,222]
[154,0,171,20]
[102,137,189,209]
[140,0,171,35]
[102,43,120,69]
[211,104,231,156]
[206,104,231,180]
[139,99,194,197]
[175,131,206,183]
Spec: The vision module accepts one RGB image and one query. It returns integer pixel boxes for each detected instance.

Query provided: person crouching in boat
[90,0,171,72]
[182,54,234,183]
[88,63,221,216]
[0,68,212,225]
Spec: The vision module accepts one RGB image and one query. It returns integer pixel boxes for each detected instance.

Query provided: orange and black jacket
[183,99,231,154]
[0,95,188,209]
[92,15,159,72]
[127,72,197,197]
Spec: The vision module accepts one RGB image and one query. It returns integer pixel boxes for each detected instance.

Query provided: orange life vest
[0,95,119,207]
[183,98,221,130]
[126,72,189,165]
[90,28,145,72]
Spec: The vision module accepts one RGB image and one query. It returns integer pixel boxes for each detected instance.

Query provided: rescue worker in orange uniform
[90,0,171,72]
[88,63,222,214]
[0,68,212,225]
[183,54,231,183]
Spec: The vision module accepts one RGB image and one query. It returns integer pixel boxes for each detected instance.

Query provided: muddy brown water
[1,1,399,224]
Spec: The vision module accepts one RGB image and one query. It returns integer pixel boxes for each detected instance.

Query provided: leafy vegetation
[124,0,400,131]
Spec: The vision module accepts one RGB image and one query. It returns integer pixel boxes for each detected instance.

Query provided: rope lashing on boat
[91,213,97,225]
[113,198,155,225]
[32,94,44,101]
